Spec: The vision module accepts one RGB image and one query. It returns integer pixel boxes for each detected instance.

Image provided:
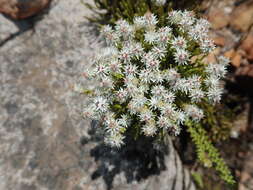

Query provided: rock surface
[0,0,51,19]
[0,0,195,189]
[229,0,253,32]
[240,32,253,61]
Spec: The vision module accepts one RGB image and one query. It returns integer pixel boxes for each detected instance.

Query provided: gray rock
[0,0,196,189]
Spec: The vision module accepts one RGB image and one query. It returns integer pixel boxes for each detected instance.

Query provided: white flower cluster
[152,0,167,6]
[82,11,229,148]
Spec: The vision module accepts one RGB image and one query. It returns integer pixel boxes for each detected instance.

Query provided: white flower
[204,75,220,88]
[120,47,132,63]
[115,19,133,39]
[152,0,166,6]
[151,46,166,59]
[148,96,161,110]
[218,56,230,65]
[171,36,187,50]
[134,16,146,29]
[151,85,166,97]
[189,88,205,102]
[142,121,157,136]
[180,11,195,29]
[144,13,158,30]
[173,78,191,94]
[206,63,227,78]
[157,26,172,45]
[129,42,144,58]
[200,38,215,53]
[174,49,189,65]
[83,106,95,118]
[150,71,164,83]
[157,116,173,129]
[184,105,204,121]
[144,31,159,44]
[132,94,147,109]
[139,69,152,83]
[124,64,139,76]
[102,25,119,45]
[139,109,154,122]
[172,110,186,124]
[93,97,109,112]
[161,103,176,117]
[168,10,183,24]
[165,68,181,82]
[109,60,122,73]
[188,75,202,89]
[105,133,125,148]
[117,115,129,128]
[104,117,122,133]
[100,77,113,88]
[95,63,109,77]
[162,92,175,103]
[207,87,223,103]
[116,88,128,103]
[145,58,160,71]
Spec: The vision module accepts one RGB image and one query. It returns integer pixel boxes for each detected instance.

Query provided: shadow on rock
[84,121,169,190]
[0,1,53,47]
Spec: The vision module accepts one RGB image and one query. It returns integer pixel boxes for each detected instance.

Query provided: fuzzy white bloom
[124,64,139,76]
[144,31,159,44]
[189,88,205,102]
[151,46,167,59]
[206,63,227,78]
[173,78,192,94]
[161,103,176,117]
[115,19,134,39]
[174,49,190,65]
[168,10,183,25]
[82,11,228,148]
[139,109,154,122]
[184,105,204,121]
[142,121,157,136]
[207,87,223,103]
[116,88,128,103]
[157,116,173,129]
[171,36,187,50]
[204,75,220,88]
[144,14,158,30]
[151,85,166,96]
[163,91,176,103]
[149,96,161,109]
[101,25,119,45]
[173,110,186,125]
[139,69,152,83]
[134,16,146,29]
[165,68,181,82]
[157,26,172,45]
[117,115,129,128]
[129,42,144,58]
[105,133,125,148]
[145,58,160,71]
[150,71,165,83]
[93,97,109,113]
[152,0,167,6]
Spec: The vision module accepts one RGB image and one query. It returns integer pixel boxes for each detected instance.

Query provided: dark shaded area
[82,121,169,190]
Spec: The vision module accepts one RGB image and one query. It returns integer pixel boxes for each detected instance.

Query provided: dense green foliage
[83,0,203,25]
